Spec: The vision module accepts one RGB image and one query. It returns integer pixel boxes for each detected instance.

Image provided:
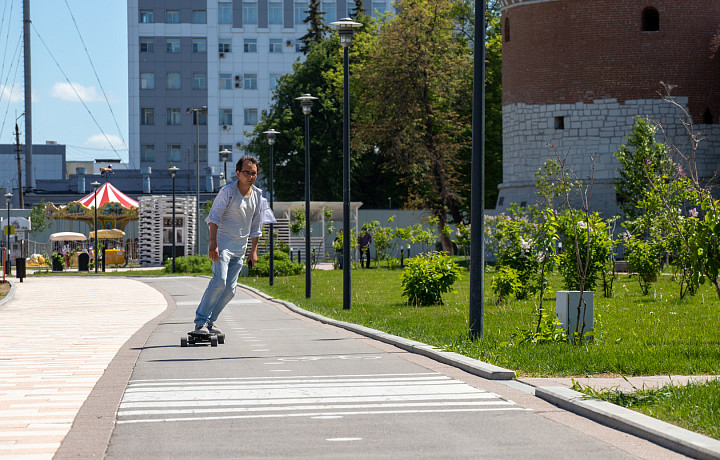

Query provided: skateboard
[181,330,226,347]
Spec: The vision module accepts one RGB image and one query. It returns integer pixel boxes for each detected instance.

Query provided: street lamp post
[169,166,179,274]
[219,149,231,185]
[187,106,207,256]
[331,18,362,310]
[4,193,11,275]
[263,129,279,286]
[296,94,317,299]
[91,181,100,274]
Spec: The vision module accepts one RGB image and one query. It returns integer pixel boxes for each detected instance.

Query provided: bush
[557,211,615,292]
[248,251,304,277]
[401,252,460,306]
[164,255,212,273]
[491,266,521,304]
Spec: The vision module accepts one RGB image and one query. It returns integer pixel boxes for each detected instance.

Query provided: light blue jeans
[195,249,244,327]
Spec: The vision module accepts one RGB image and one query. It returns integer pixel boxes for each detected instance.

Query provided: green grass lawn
[242,265,720,377]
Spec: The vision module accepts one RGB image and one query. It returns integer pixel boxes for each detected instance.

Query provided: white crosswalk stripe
[117,373,527,424]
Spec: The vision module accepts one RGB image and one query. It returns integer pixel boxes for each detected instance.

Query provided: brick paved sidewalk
[0,277,166,459]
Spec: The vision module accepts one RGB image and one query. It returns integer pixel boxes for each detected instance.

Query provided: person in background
[357,225,372,269]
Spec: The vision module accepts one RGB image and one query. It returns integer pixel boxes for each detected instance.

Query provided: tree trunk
[436,211,454,255]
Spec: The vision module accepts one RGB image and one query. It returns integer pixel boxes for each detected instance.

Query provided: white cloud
[84,133,126,150]
[0,84,23,103]
[51,82,103,102]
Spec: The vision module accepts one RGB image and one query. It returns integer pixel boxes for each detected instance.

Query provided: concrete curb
[0,278,16,308]
[239,283,515,381]
[536,386,720,460]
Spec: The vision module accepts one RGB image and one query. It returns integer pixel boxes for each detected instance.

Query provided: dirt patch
[0,282,10,299]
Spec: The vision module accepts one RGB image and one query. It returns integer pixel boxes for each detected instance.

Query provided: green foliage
[557,211,615,293]
[164,255,211,274]
[614,117,674,220]
[624,231,663,295]
[298,0,330,54]
[508,307,567,345]
[401,251,460,306]
[493,210,539,299]
[29,200,49,235]
[248,251,304,277]
[490,266,521,304]
[289,207,305,235]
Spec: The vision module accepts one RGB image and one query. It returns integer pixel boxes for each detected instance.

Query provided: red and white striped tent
[77,182,139,209]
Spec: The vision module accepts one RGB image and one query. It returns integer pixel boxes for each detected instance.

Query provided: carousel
[45,182,139,265]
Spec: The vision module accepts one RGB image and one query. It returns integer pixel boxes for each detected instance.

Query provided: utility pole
[14,122,24,208]
[23,0,33,192]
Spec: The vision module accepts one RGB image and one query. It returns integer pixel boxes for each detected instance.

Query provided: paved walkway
[0,276,718,458]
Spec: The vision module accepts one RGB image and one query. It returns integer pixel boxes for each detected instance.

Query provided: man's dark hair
[236,155,259,171]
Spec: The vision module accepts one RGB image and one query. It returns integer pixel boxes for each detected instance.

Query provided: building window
[295,2,306,24]
[244,2,258,25]
[192,145,208,162]
[192,10,207,24]
[166,38,181,53]
[346,2,354,17]
[140,145,155,162]
[244,73,257,90]
[166,10,180,23]
[244,108,258,125]
[166,73,181,90]
[139,38,154,53]
[167,108,182,125]
[220,108,233,126]
[295,40,303,53]
[139,9,154,23]
[504,18,510,42]
[269,2,283,24]
[193,73,207,90]
[703,108,714,124]
[322,2,336,22]
[554,116,565,130]
[218,2,232,24]
[641,7,659,31]
[220,73,233,90]
[167,144,182,162]
[219,144,233,157]
[141,108,154,125]
[269,73,281,90]
[140,73,154,89]
[269,39,282,53]
[192,111,208,125]
[371,2,386,17]
[244,38,257,52]
[193,38,207,53]
[219,40,232,53]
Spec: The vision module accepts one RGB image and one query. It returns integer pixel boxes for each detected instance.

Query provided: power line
[31,23,122,162]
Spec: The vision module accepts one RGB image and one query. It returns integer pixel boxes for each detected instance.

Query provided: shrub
[164,255,212,273]
[401,252,460,306]
[491,266,520,304]
[625,233,664,295]
[248,251,304,277]
[557,211,615,292]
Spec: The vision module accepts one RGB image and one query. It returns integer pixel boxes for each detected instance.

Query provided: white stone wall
[499,97,720,217]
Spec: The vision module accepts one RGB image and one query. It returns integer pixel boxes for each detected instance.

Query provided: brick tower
[498,0,720,216]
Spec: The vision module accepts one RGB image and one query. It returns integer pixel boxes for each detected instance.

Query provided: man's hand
[208,241,219,262]
[247,251,258,268]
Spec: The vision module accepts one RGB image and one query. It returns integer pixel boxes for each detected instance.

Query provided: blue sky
[0,0,129,162]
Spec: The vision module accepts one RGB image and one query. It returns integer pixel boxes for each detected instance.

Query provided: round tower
[498,0,720,215]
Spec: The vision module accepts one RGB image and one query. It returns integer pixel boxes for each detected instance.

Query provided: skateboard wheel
[181,338,188,347]
[210,335,218,347]
[218,334,225,344]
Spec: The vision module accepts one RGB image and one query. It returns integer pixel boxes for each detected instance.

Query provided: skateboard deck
[181,330,225,347]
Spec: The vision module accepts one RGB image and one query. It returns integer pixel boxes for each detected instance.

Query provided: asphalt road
[103,277,684,459]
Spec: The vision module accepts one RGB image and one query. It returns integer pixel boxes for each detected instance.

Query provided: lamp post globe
[168,166,179,274]
[330,18,362,310]
[295,94,317,298]
[263,129,280,287]
[91,181,100,274]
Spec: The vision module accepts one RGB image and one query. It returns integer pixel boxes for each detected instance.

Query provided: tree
[299,0,330,55]
[29,200,50,237]
[353,0,473,253]
[350,0,366,17]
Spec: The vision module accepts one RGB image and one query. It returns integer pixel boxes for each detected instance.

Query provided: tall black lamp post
[331,17,362,310]
[4,193,11,274]
[263,128,279,286]
[187,106,207,256]
[296,94,317,298]
[169,166,179,273]
[91,181,100,274]
[219,148,231,185]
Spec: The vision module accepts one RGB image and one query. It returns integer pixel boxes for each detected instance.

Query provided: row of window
[140,73,281,91]
[139,2,388,26]
[140,108,258,126]
[140,37,298,54]
[140,144,237,163]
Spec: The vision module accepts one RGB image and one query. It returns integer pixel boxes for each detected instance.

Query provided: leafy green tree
[614,117,674,221]
[353,0,473,253]
[29,200,50,237]
[350,0,366,17]
[299,0,330,55]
